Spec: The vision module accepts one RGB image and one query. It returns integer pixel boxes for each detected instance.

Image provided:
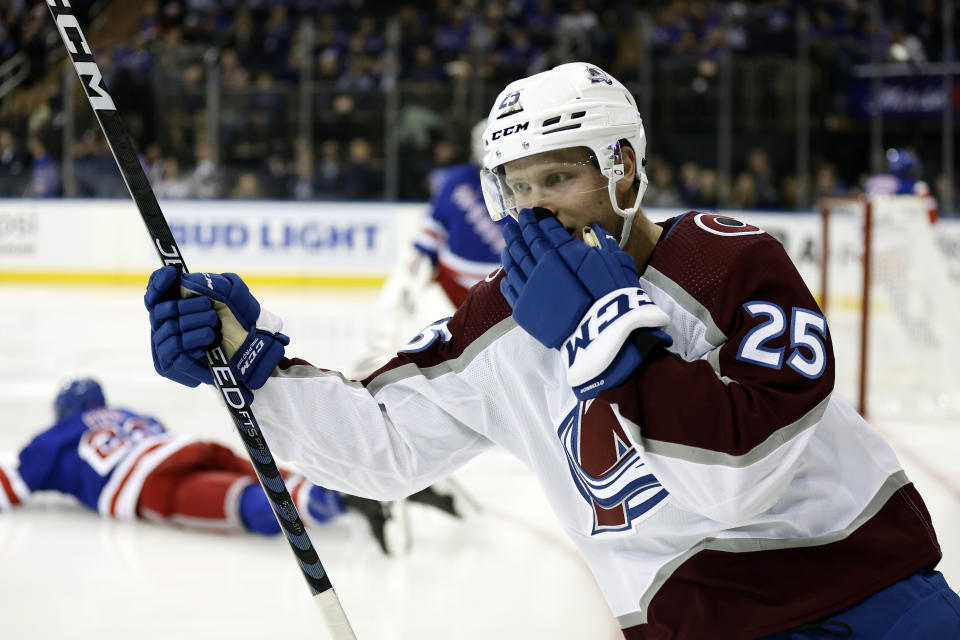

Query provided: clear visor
[481,145,618,221]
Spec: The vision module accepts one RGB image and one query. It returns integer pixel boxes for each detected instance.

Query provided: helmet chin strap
[608,173,647,249]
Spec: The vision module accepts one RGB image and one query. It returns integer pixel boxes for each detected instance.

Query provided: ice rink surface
[0,282,957,639]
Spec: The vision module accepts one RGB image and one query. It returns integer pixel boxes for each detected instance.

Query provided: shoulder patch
[693,213,764,237]
[483,265,505,283]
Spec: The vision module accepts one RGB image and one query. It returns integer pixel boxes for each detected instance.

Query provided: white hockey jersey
[252,211,942,639]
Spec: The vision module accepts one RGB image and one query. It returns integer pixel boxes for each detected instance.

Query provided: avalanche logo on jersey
[558,399,668,534]
[77,409,166,476]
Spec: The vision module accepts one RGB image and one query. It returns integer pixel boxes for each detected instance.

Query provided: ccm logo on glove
[564,288,657,365]
[237,337,266,376]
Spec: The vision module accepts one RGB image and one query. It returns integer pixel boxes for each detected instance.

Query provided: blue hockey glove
[146,266,216,387]
[500,208,672,399]
[144,266,289,391]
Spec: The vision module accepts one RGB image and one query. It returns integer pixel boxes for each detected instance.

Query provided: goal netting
[820,195,960,420]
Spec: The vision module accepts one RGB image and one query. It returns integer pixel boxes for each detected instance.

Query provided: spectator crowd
[0,0,952,211]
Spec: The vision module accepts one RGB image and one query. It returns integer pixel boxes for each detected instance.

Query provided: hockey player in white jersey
[143,63,960,638]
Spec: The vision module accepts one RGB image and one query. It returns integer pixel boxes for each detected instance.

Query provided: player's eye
[510,181,531,194]
[545,172,569,188]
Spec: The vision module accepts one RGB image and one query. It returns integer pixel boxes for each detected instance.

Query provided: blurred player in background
[352,120,507,376]
[0,379,463,554]
[144,63,959,638]
[415,119,508,308]
[865,147,938,222]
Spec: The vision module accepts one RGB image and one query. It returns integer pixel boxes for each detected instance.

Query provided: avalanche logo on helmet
[585,67,613,85]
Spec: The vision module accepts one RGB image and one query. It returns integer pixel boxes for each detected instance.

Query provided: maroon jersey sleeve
[583,214,839,526]
[358,268,513,384]
[632,220,833,457]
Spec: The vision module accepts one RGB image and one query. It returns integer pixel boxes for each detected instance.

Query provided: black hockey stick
[44,3,356,637]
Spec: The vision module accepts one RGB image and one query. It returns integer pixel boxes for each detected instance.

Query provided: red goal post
[819,195,960,421]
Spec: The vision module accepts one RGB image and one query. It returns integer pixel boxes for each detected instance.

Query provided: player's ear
[616,144,637,198]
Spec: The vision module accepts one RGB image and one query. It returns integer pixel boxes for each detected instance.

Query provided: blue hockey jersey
[1,407,339,532]
[413,163,506,306]
[11,407,196,518]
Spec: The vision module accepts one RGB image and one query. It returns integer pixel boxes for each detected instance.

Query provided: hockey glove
[145,266,289,391]
[500,208,672,400]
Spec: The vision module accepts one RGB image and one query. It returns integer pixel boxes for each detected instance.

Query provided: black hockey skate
[407,479,476,519]
[340,480,477,555]
[339,494,410,555]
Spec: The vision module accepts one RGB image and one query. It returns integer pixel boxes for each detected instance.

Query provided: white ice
[0,282,956,639]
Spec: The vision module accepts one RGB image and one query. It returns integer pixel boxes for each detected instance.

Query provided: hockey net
[820,195,960,421]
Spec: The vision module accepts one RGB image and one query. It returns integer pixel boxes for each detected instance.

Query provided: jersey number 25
[737,301,828,379]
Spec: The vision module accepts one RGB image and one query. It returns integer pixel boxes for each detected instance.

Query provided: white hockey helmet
[480,62,648,247]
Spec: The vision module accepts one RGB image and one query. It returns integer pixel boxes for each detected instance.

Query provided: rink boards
[3,199,960,296]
